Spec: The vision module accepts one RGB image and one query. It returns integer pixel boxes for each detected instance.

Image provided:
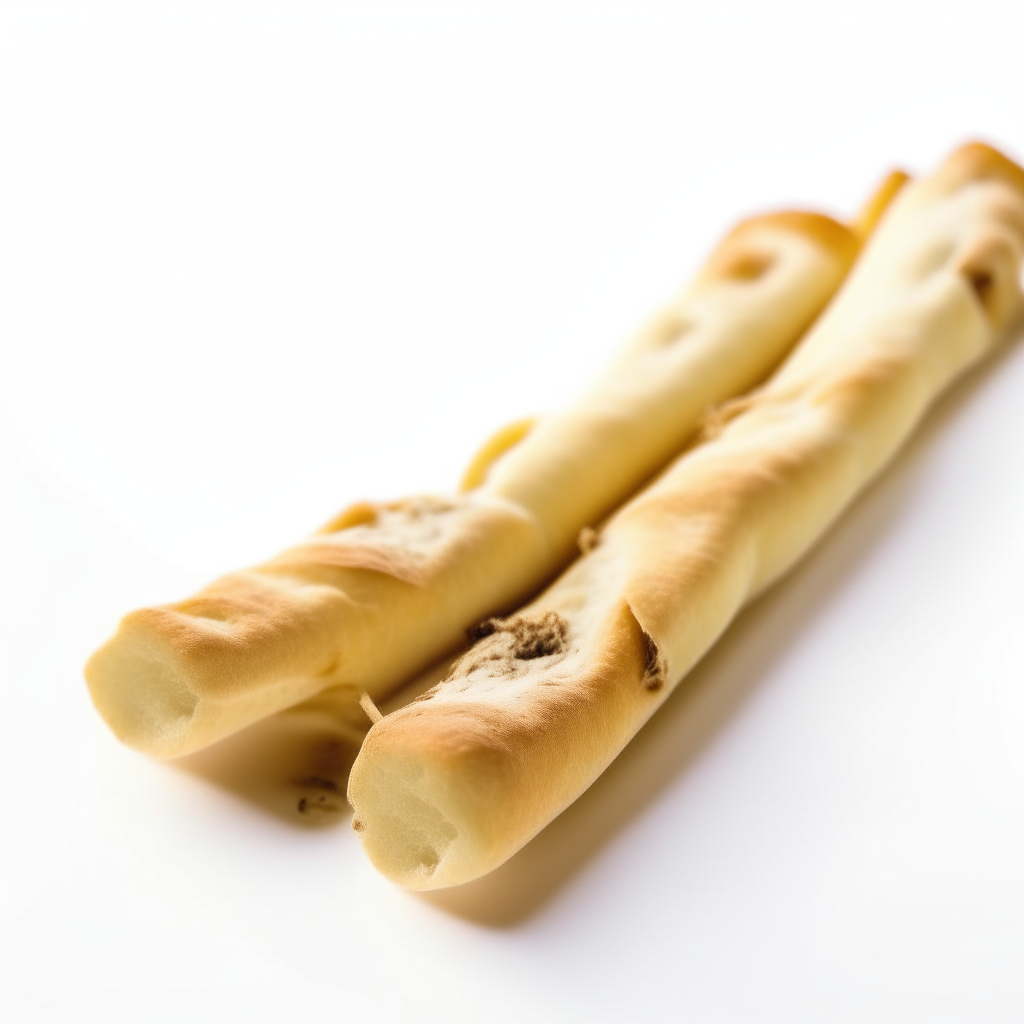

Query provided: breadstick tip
[459,417,537,492]
[851,169,911,241]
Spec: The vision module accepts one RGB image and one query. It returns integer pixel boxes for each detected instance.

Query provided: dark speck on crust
[295,775,347,816]
[468,610,568,660]
[293,775,340,792]
[467,618,499,642]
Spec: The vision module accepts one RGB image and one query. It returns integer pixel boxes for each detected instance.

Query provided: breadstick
[347,142,1024,890]
[87,199,868,758]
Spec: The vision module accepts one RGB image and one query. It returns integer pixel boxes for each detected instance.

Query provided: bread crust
[851,170,911,241]
[88,202,864,757]
[348,142,1024,890]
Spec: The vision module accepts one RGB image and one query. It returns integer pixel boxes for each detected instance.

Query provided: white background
[3,2,1024,1021]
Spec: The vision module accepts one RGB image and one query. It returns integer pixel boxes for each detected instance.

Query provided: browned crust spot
[467,610,569,661]
[852,169,911,241]
[642,631,666,691]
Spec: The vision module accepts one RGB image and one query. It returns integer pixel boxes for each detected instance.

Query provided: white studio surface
[3,3,1024,1021]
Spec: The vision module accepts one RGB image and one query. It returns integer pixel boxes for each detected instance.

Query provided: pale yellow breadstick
[87,201,866,758]
[347,142,1024,890]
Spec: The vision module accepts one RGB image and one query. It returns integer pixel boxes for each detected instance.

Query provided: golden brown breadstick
[348,142,1024,890]
[87,200,865,758]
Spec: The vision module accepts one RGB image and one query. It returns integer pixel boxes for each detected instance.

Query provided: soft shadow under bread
[169,325,1018,914]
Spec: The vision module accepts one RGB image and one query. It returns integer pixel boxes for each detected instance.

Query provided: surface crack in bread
[641,630,666,691]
